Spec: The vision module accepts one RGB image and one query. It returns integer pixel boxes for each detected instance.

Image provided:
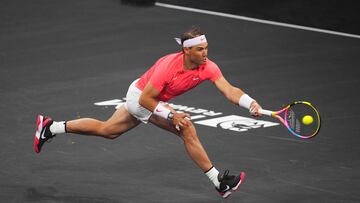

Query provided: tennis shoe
[216,170,245,198]
[34,115,55,153]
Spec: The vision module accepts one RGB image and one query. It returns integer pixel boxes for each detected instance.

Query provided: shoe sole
[34,115,51,153]
[34,115,42,153]
[222,172,246,199]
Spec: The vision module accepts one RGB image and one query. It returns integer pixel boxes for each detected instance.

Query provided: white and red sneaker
[34,115,55,153]
[216,170,246,198]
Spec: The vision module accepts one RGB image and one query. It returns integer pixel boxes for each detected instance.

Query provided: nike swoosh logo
[223,185,230,191]
[155,109,162,112]
[40,127,47,139]
[193,77,199,80]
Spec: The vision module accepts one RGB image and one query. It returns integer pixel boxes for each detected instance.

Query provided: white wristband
[153,103,171,119]
[238,94,255,109]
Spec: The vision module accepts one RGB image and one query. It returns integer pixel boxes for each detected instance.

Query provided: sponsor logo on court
[94,99,279,133]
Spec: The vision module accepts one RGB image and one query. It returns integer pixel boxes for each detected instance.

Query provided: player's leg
[34,105,140,153]
[149,115,245,198]
[149,114,212,171]
[66,105,140,139]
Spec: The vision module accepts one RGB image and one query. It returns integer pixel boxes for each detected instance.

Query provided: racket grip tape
[259,109,273,117]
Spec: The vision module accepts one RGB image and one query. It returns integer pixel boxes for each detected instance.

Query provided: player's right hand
[250,101,262,117]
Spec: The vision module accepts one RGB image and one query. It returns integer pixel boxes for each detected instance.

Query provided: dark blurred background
[123,0,360,35]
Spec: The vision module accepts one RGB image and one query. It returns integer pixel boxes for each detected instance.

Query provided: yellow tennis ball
[302,115,314,125]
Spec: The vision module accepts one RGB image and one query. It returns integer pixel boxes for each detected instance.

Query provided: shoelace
[218,170,231,192]
[219,170,230,182]
[223,170,229,179]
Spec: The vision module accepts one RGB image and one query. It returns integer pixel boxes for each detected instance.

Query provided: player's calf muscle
[67,119,119,138]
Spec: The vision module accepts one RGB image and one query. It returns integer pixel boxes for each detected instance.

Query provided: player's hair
[180,26,204,46]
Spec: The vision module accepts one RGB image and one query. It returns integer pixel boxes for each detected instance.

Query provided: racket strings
[286,103,320,138]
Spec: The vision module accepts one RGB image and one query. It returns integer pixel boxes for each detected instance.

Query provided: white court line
[155,2,360,39]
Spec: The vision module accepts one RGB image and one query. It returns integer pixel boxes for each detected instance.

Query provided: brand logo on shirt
[193,77,200,80]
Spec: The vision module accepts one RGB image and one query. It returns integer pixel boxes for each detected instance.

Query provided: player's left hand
[173,112,191,129]
[249,101,262,117]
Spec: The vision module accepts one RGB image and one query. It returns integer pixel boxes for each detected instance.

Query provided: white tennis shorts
[125,79,152,123]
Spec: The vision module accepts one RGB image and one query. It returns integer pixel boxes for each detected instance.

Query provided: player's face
[188,42,208,65]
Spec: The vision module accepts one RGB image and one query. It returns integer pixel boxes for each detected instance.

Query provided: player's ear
[183,47,191,55]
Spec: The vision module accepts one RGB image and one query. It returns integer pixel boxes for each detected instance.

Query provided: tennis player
[34,26,262,198]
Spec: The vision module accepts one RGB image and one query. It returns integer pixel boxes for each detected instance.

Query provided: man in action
[34,26,262,198]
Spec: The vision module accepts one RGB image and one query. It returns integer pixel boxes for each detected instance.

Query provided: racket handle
[259,109,273,117]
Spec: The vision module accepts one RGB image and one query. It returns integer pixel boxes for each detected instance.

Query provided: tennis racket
[259,101,321,139]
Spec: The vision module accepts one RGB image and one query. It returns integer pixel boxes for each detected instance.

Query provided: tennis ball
[302,115,314,125]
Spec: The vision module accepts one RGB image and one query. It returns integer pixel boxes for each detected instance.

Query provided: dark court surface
[1,0,360,202]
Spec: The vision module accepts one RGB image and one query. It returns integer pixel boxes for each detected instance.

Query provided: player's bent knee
[180,123,198,142]
[98,124,123,139]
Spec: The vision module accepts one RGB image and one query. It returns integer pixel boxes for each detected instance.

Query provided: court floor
[1,0,360,202]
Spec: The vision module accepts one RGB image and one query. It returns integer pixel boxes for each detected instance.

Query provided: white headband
[174,35,207,47]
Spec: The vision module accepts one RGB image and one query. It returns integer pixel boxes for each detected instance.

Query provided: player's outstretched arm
[213,76,262,116]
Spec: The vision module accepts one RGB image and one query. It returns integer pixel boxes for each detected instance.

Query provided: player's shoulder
[204,58,219,69]
[160,52,183,61]
[152,52,183,72]
[157,52,183,66]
